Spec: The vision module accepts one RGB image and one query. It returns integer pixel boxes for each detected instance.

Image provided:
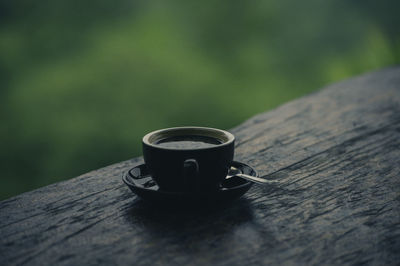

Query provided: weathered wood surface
[1,67,400,265]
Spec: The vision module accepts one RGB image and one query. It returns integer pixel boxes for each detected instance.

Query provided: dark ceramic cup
[142,127,235,193]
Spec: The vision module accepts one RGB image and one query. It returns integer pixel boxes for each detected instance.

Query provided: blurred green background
[1,0,399,200]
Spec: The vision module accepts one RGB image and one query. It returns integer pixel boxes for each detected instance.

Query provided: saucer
[122,161,256,205]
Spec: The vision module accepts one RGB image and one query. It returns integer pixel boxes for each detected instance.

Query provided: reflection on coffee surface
[155,135,222,149]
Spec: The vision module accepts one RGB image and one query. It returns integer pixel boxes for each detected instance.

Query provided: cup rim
[142,126,235,150]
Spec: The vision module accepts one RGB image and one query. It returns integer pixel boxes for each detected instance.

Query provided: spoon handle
[236,173,278,185]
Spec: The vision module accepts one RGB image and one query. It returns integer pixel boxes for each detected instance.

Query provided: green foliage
[1,0,399,200]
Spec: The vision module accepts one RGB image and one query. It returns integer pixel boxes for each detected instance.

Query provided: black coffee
[155,135,222,149]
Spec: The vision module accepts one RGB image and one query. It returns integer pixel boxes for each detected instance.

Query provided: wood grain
[1,67,400,265]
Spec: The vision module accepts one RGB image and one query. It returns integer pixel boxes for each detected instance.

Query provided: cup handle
[183,159,199,191]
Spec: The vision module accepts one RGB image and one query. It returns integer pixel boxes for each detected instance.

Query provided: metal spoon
[227,167,278,185]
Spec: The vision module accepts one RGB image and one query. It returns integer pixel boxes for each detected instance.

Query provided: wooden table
[1,67,400,265]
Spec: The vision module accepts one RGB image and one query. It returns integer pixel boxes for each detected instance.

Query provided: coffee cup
[142,127,235,192]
